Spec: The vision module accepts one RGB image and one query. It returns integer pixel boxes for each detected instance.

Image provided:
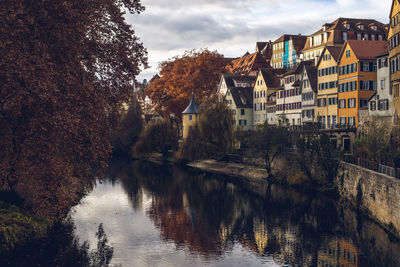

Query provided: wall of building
[317,50,339,128]
[336,161,400,236]
[253,72,268,126]
[182,113,198,139]
[389,0,400,123]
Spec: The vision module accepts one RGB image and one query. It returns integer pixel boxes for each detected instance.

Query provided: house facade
[225,87,253,130]
[369,50,392,121]
[266,92,277,125]
[253,68,284,126]
[337,40,387,127]
[218,74,256,97]
[389,0,400,123]
[302,18,387,63]
[271,35,307,69]
[316,46,342,128]
[276,61,313,126]
[300,64,318,124]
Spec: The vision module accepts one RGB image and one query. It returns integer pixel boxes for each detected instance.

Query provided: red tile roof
[226,52,271,75]
[345,40,388,60]
[302,17,387,52]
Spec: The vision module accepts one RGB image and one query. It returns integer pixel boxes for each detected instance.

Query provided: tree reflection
[113,160,400,267]
[1,220,118,267]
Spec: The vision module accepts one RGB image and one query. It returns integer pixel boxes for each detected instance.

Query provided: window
[370,100,376,111]
[189,115,192,121]
[343,32,348,40]
[360,99,368,108]
[241,109,245,115]
[381,79,385,90]
[345,50,351,58]
[378,99,389,110]
[339,99,346,108]
[348,117,355,126]
[348,98,356,108]
[340,117,347,125]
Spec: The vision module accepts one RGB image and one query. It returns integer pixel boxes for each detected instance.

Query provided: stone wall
[336,161,400,236]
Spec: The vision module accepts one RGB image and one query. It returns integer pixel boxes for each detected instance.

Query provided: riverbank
[188,158,400,238]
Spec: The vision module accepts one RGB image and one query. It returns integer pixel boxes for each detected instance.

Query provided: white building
[276,61,314,126]
[300,64,318,124]
[368,50,393,122]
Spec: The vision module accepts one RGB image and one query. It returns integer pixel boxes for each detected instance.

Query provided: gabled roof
[302,17,387,52]
[182,93,199,114]
[303,64,318,93]
[229,87,253,109]
[259,68,286,89]
[282,60,314,76]
[315,45,344,68]
[222,74,256,87]
[326,46,343,62]
[341,40,388,60]
[273,34,305,44]
[226,52,271,75]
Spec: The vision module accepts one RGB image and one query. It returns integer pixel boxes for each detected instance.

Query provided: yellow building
[253,68,284,126]
[315,46,343,128]
[182,93,199,139]
[389,0,400,123]
[337,40,387,127]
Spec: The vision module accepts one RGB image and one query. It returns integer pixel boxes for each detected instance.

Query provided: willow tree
[0,0,147,220]
[179,99,234,161]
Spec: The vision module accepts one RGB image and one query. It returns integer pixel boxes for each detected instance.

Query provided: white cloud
[126,0,391,81]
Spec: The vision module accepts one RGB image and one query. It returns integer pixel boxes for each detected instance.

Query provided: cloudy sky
[126,0,392,82]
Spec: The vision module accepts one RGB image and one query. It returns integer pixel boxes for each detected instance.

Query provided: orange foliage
[0,0,147,221]
[145,49,229,117]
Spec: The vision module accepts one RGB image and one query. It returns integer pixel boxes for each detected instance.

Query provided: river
[3,159,400,266]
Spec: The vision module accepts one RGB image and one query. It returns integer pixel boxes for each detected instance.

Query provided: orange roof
[345,40,388,60]
[226,52,271,75]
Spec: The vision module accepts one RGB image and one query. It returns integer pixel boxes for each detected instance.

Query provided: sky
[126,0,392,82]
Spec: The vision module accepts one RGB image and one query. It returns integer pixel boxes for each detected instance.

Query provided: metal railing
[342,156,399,179]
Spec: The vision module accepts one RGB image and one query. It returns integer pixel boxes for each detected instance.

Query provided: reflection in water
[1,219,117,267]
[3,159,400,266]
[103,160,400,267]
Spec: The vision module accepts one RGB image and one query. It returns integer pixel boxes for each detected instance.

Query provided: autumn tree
[0,1,147,221]
[145,49,228,117]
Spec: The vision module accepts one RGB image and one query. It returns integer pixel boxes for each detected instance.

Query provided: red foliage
[0,0,147,220]
[145,49,228,117]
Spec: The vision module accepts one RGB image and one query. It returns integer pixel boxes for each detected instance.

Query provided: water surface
[3,160,400,266]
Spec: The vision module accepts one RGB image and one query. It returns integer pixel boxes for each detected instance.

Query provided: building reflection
[318,237,358,267]
[108,160,400,267]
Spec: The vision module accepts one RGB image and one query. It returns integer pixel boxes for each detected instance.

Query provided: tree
[132,118,178,158]
[110,97,143,156]
[247,125,291,176]
[0,1,147,221]
[145,49,228,117]
[179,99,234,161]
[356,118,391,163]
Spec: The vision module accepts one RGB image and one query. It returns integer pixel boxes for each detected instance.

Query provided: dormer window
[343,22,350,29]
[358,24,365,30]
[371,25,377,31]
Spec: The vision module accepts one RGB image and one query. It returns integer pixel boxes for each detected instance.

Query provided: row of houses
[217,9,400,131]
